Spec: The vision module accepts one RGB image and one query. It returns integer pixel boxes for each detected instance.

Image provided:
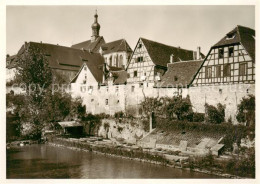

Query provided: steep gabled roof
[140,38,197,67]
[109,70,128,85]
[101,39,132,55]
[213,25,255,61]
[70,58,104,84]
[156,60,203,88]
[71,36,105,52]
[15,42,104,74]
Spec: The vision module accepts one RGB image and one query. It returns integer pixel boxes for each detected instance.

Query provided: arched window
[119,55,123,68]
[109,56,112,66]
[115,55,119,67]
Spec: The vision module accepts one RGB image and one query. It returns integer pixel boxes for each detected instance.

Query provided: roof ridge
[140,37,194,52]
[29,41,90,51]
[104,38,125,45]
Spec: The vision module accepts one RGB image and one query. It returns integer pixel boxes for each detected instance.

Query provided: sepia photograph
[3,3,257,181]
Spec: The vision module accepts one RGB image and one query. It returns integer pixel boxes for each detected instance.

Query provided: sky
[6,5,255,56]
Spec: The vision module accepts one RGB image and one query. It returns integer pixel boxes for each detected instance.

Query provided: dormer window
[226,33,235,40]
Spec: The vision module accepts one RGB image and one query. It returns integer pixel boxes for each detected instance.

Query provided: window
[137,56,143,62]
[219,48,224,59]
[105,99,108,105]
[228,47,234,57]
[109,56,112,66]
[205,66,212,79]
[91,99,94,102]
[134,71,138,77]
[216,65,221,78]
[119,55,123,68]
[219,89,222,94]
[115,86,119,92]
[80,86,86,92]
[239,63,247,76]
[84,66,87,71]
[138,43,142,48]
[131,86,135,92]
[127,73,130,78]
[88,86,93,90]
[223,64,231,77]
[139,83,144,88]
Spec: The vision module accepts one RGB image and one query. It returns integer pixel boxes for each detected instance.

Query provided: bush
[165,95,193,121]
[114,111,124,119]
[193,113,205,122]
[205,103,225,124]
[142,119,150,132]
[117,126,123,133]
[236,95,255,127]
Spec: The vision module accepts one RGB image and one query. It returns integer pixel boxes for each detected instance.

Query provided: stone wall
[76,80,254,124]
[188,83,255,124]
[98,118,146,144]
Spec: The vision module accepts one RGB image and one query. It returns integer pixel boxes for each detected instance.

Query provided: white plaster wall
[188,83,255,123]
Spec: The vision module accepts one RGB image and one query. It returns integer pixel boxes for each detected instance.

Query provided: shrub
[165,96,193,121]
[205,103,225,124]
[117,126,123,133]
[193,112,205,122]
[236,95,255,127]
[142,119,150,132]
[114,111,124,119]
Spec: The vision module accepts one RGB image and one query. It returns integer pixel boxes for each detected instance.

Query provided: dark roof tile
[213,25,255,61]
[71,36,105,52]
[141,38,198,67]
[101,39,132,55]
[156,60,203,88]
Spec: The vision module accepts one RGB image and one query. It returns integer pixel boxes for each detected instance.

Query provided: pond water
[7,144,221,179]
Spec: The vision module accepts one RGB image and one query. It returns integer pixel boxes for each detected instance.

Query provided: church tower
[91,10,101,42]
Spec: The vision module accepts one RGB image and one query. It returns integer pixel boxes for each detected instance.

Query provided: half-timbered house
[189,25,255,123]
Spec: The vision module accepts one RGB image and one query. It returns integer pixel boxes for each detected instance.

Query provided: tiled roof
[70,58,105,84]
[15,42,104,76]
[101,39,132,55]
[156,60,203,88]
[140,38,199,67]
[110,70,128,85]
[213,25,255,61]
[108,66,124,71]
[71,36,105,52]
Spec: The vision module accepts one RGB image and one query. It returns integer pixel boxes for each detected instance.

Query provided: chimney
[170,54,174,63]
[197,46,201,60]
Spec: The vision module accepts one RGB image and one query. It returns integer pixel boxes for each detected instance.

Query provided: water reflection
[7,144,221,179]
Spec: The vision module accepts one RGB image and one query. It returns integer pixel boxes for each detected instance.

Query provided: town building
[6,10,255,124]
[189,25,255,123]
[71,11,133,70]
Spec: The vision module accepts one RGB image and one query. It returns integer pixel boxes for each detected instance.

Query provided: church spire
[91,9,101,42]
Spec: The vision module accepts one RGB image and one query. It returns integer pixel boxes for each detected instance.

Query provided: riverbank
[48,137,244,178]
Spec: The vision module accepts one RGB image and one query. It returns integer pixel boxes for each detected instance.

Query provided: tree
[205,103,225,124]
[236,95,255,127]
